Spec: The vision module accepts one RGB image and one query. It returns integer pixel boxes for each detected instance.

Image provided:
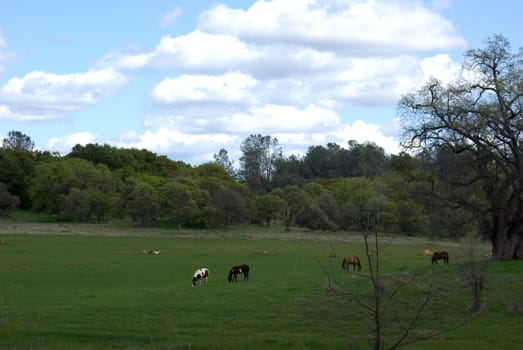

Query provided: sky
[0,0,521,166]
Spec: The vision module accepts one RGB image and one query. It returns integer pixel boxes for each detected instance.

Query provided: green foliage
[240,134,282,191]
[316,192,342,227]
[321,177,378,229]
[213,148,236,177]
[212,187,248,229]
[254,193,286,226]
[297,140,387,180]
[382,199,430,235]
[1,124,497,241]
[346,140,387,177]
[126,182,160,226]
[295,203,337,230]
[29,158,123,221]
[160,180,211,229]
[60,187,91,221]
[29,159,67,214]
[194,162,237,195]
[0,149,38,208]
[272,185,310,229]
[303,142,347,178]
[0,182,20,216]
[69,143,192,177]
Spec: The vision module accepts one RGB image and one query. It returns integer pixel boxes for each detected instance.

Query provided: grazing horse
[192,268,209,287]
[431,251,449,264]
[342,256,361,271]
[228,264,249,282]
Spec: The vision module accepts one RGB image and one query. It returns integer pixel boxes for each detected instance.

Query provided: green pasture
[0,232,522,349]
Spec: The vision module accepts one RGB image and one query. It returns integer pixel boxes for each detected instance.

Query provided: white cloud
[420,54,461,83]
[101,30,259,72]
[4,0,469,164]
[198,0,466,54]
[99,0,466,164]
[151,72,257,105]
[46,131,98,154]
[0,68,127,121]
[115,117,401,165]
[116,128,239,165]
[332,120,401,154]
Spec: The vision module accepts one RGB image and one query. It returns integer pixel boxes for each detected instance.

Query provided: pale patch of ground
[0,221,461,247]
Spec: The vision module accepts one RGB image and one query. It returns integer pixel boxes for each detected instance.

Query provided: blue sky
[0,0,521,165]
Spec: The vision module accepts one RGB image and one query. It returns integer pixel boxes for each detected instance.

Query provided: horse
[192,268,209,287]
[342,256,361,271]
[228,264,249,282]
[431,251,449,264]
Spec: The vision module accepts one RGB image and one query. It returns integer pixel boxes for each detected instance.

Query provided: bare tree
[460,233,490,312]
[325,207,466,349]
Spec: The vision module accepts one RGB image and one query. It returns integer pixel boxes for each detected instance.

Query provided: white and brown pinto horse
[228,264,249,282]
[192,268,209,287]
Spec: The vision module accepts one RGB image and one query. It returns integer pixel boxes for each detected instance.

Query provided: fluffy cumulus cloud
[0,68,127,121]
[111,0,465,162]
[3,1,467,164]
[198,0,465,54]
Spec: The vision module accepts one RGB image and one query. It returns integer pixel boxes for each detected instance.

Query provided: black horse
[228,264,249,282]
[431,251,449,264]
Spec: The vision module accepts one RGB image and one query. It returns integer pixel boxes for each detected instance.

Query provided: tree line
[0,131,459,237]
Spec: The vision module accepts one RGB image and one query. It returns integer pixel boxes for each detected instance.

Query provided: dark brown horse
[431,251,449,264]
[228,264,249,282]
[342,256,361,271]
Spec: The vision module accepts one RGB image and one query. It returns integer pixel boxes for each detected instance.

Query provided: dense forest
[0,131,469,240]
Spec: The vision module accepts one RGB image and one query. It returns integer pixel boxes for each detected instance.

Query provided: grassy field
[0,225,522,349]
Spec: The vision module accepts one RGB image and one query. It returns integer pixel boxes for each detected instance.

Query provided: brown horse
[342,256,361,271]
[431,251,449,264]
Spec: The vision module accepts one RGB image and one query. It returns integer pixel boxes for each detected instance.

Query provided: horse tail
[357,258,361,270]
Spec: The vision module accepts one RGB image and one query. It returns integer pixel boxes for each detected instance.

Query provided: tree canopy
[399,35,523,259]
[2,130,35,151]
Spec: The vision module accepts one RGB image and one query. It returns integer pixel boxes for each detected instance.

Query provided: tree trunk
[492,229,523,260]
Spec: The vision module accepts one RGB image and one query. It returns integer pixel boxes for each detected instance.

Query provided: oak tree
[399,35,523,259]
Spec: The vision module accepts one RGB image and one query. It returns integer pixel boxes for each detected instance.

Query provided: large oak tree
[399,35,523,260]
